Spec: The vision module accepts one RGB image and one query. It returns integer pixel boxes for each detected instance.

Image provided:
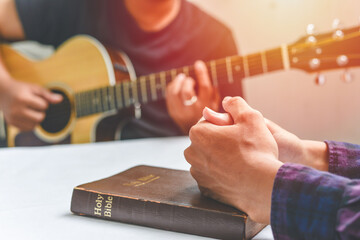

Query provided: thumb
[203,107,233,126]
[265,118,285,135]
[222,96,251,123]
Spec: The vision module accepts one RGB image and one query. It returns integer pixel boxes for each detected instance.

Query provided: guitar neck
[75,46,287,118]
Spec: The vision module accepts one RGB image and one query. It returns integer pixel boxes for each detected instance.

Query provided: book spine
[71,188,246,239]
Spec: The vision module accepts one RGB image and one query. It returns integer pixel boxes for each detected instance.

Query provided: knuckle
[226,97,244,107]
[189,167,200,180]
[43,101,49,109]
[200,84,211,92]
[16,95,26,103]
[183,148,192,162]
[244,109,262,121]
[189,125,200,141]
[41,101,49,110]
[38,113,46,122]
[182,92,193,100]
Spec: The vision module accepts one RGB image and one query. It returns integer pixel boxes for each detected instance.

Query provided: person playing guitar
[0,0,242,145]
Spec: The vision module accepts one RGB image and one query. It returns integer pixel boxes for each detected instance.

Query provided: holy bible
[70,165,266,239]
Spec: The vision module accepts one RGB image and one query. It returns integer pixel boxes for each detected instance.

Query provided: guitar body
[0,36,135,147]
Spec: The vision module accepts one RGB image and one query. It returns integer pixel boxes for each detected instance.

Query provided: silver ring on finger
[183,96,198,106]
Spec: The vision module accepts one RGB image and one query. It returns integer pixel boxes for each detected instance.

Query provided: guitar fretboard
[75,46,286,118]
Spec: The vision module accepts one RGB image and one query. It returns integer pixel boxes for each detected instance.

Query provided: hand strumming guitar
[0,2,63,132]
[0,76,63,131]
[166,60,220,134]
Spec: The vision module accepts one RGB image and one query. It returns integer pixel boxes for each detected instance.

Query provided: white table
[0,136,273,239]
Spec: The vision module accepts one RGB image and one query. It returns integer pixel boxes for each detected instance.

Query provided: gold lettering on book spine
[123,174,160,187]
[94,194,113,218]
[104,196,113,217]
[94,194,104,216]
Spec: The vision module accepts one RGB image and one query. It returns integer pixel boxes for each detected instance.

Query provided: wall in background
[190,0,360,143]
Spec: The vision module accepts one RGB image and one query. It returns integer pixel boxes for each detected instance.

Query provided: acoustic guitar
[0,25,359,147]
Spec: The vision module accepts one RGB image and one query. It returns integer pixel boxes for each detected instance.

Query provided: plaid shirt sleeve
[325,141,360,179]
[271,163,360,240]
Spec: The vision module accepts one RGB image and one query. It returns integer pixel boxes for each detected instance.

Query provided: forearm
[0,0,25,40]
[0,0,24,95]
[302,140,329,171]
[271,163,360,239]
[301,140,360,179]
[0,56,13,96]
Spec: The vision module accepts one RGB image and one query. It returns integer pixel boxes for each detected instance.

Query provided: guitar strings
[39,54,360,122]
[19,32,360,123]
[40,54,356,121]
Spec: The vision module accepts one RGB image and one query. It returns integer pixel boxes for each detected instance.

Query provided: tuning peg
[306,24,317,43]
[332,18,344,39]
[315,73,326,85]
[332,18,341,29]
[337,55,349,67]
[341,70,353,83]
[309,58,321,70]
[307,24,315,35]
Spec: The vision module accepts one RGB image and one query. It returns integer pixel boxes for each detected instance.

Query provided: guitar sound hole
[40,90,71,134]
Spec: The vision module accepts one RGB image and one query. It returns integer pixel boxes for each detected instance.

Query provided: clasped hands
[184,96,328,224]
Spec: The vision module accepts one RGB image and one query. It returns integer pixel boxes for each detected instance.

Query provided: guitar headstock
[289,21,360,84]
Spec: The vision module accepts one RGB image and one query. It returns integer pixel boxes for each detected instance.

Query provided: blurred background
[190,0,360,143]
[12,0,360,144]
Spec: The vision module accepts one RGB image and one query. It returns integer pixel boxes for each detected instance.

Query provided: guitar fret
[154,75,162,99]
[79,92,85,116]
[98,89,105,113]
[210,60,218,87]
[102,87,109,111]
[232,61,243,82]
[249,54,265,76]
[89,91,95,114]
[261,51,268,73]
[183,66,189,76]
[281,44,290,70]
[149,74,157,101]
[123,82,131,107]
[160,72,166,97]
[115,84,123,109]
[84,91,90,116]
[84,92,90,115]
[75,94,81,117]
[243,55,250,78]
[94,90,101,113]
[87,90,94,115]
[140,76,148,103]
[90,90,96,114]
[171,69,177,80]
[108,86,116,111]
[131,80,139,106]
[226,57,234,84]
[73,46,289,119]
[266,48,283,72]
